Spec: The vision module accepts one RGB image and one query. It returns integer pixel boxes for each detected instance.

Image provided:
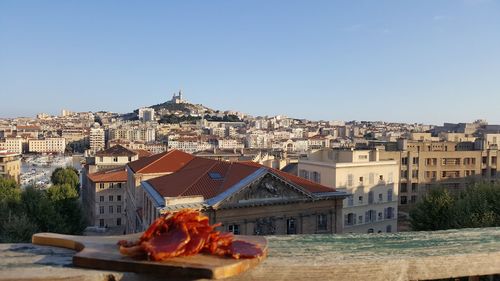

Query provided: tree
[51,167,79,191]
[46,184,86,234]
[410,182,500,231]
[410,188,456,231]
[1,213,39,243]
[0,177,18,189]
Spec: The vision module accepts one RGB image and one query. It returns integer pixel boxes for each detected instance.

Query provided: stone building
[378,139,499,213]
[0,150,21,183]
[85,168,127,231]
[298,149,399,233]
[140,157,347,235]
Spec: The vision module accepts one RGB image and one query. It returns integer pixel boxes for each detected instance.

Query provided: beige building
[378,139,499,215]
[89,126,105,153]
[28,137,66,154]
[298,149,399,233]
[85,169,127,231]
[0,137,23,154]
[0,150,21,184]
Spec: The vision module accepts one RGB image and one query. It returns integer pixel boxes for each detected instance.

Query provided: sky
[1,0,500,125]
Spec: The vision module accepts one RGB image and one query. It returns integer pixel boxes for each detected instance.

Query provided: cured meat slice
[118,209,264,261]
[142,224,190,261]
[229,240,264,259]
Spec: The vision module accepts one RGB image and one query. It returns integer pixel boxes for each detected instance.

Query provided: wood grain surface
[31,232,267,280]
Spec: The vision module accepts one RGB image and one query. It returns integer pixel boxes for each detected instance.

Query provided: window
[358,215,363,224]
[347,174,353,187]
[345,213,356,226]
[401,196,408,205]
[378,193,383,202]
[117,195,121,201]
[99,206,104,214]
[379,175,384,181]
[359,176,364,183]
[99,219,104,227]
[100,196,104,202]
[368,191,374,204]
[386,225,392,233]
[413,157,419,165]
[412,170,418,178]
[347,195,354,207]
[109,206,113,214]
[401,170,408,179]
[358,196,363,203]
[109,195,113,202]
[402,157,408,165]
[117,183,122,188]
[412,183,418,192]
[312,171,321,183]
[410,195,417,204]
[385,207,394,219]
[117,218,121,226]
[113,157,118,162]
[401,183,407,193]
[228,224,240,235]
[317,214,327,231]
[387,189,393,201]
[99,183,105,189]
[117,205,121,213]
[367,228,374,234]
[287,218,297,234]
[365,210,377,223]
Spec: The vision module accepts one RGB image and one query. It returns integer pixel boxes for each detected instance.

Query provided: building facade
[85,169,127,231]
[139,156,348,235]
[28,137,66,154]
[0,151,21,183]
[298,149,399,233]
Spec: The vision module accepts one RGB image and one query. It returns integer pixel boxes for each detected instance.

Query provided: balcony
[2,227,500,281]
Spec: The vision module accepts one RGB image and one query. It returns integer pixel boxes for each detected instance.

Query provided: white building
[90,125,105,153]
[298,149,399,233]
[28,137,66,154]
[0,137,23,154]
[138,108,155,122]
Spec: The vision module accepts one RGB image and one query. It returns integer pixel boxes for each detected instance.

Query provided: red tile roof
[146,158,260,199]
[132,149,153,159]
[146,157,335,201]
[128,149,195,174]
[96,145,137,157]
[88,168,127,183]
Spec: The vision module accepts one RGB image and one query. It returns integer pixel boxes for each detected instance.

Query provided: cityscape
[1,1,500,280]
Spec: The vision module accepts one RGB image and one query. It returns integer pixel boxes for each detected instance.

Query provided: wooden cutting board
[32,232,267,280]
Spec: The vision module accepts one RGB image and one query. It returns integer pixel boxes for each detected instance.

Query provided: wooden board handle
[32,233,85,251]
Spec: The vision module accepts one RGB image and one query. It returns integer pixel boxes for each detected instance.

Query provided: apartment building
[85,168,127,231]
[0,150,21,183]
[28,137,66,154]
[378,139,499,213]
[89,126,105,153]
[298,149,399,233]
[0,137,23,154]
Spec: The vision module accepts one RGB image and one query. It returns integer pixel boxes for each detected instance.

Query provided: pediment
[219,173,312,206]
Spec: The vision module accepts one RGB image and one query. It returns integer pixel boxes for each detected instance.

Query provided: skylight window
[208,172,223,180]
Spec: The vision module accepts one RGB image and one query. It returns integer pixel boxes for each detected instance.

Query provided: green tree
[47,184,86,234]
[410,182,500,231]
[410,188,456,231]
[1,213,39,243]
[0,177,18,189]
[51,167,80,191]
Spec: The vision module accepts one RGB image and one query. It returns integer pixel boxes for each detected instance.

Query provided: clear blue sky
[1,0,500,125]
